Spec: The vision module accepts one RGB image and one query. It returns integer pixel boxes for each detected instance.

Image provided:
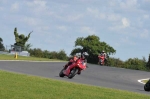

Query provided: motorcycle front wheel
[144,79,150,91]
[68,68,78,79]
[100,62,104,66]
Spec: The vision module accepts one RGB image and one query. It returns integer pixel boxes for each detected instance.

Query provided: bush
[107,57,124,68]
[43,50,50,58]
[28,48,43,58]
[28,48,68,60]
[57,50,68,60]
[124,57,147,70]
[49,51,58,59]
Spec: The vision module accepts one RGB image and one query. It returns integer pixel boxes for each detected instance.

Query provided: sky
[0,0,150,61]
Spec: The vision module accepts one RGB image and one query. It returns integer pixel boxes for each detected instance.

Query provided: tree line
[107,57,150,71]
[28,48,68,60]
[0,27,150,71]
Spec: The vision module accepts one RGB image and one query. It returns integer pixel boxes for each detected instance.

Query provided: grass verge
[0,54,66,61]
[0,70,150,99]
[143,79,149,83]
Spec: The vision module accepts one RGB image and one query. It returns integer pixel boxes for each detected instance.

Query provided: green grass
[0,54,66,61]
[143,80,149,83]
[0,70,150,99]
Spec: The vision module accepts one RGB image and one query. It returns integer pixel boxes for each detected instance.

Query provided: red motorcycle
[98,55,105,66]
[59,58,87,79]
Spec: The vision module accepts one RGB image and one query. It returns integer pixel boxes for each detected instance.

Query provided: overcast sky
[0,0,150,61]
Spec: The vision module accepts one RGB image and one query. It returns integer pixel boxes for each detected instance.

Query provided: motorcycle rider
[64,55,78,68]
[65,53,87,76]
[98,50,107,64]
[77,53,87,74]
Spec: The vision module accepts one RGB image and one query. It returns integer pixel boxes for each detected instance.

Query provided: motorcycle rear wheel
[59,68,65,77]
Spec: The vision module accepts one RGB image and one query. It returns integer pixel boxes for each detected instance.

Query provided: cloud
[107,14,121,21]
[0,7,3,11]
[143,14,149,19]
[140,29,149,38]
[120,0,138,10]
[25,0,48,14]
[67,14,83,21]
[109,17,130,31]
[87,8,106,19]
[144,0,150,2]
[26,0,47,8]
[122,17,130,28]
[25,0,83,22]
[44,38,57,45]
[81,26,96,35]
[11,2,19,12]
[87,7,121,21]
[109,0,143,13]
[22,17,40,26]
[57,26,68,31]
[0,0,8,4]
[108,0,116,6]
[120,37,136,45]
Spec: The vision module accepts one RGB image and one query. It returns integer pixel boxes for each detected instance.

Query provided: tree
[0,37,5,51]
[43,50,50,58]
[70,35,116,63]
[146,54,150,70]
[24,43,32,51]
[57,50,68,60]
[14,27,33,50]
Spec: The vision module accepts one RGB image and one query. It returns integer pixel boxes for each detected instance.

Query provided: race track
[0,61,150,95]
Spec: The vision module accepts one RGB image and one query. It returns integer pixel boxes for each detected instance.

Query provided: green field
[0,54,66,61]
[0,70,150,99]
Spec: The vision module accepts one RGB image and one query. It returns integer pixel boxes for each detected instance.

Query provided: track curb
[138,78,150,84]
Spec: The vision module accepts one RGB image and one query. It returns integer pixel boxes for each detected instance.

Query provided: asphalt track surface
[0,61,150,95]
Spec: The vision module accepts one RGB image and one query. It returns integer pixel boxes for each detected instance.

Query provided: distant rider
[98,50,107,64]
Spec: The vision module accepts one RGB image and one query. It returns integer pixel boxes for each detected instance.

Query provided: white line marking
[138,78,150,84]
